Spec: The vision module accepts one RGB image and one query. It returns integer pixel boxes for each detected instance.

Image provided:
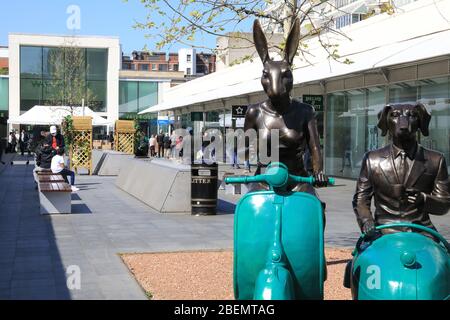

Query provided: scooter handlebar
[289,175,335,186]
[224,175,335,186]
[224,175,264,185]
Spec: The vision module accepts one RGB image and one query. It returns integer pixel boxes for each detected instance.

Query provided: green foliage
[0,67,8,75]
[45,42,97,110]
[61,115,74,148]
[125,0,353,66]
[145,291,153,299]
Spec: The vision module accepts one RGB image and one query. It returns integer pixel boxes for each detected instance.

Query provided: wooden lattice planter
[70,116,93,175]
[114,120,135,155]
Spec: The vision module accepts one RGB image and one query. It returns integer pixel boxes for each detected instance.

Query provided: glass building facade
[0,77,8,138]
[20,46,108,112]
[119,80,159,135]
[325,76,450,178]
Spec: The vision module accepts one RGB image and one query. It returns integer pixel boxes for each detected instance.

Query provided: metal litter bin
[191,162,219,215]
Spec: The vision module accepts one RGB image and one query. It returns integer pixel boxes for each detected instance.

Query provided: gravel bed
[121,248,353,300]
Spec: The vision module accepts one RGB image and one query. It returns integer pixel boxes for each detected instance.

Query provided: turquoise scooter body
[349,223,450,300]
[225,162,334,300]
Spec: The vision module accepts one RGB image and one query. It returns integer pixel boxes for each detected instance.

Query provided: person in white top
[51,148,79,192]
[149,134,156,157]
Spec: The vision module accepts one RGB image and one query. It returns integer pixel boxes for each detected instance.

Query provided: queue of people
[148,130,184,160]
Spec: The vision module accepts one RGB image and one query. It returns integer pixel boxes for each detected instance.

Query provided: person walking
[51,148,79,192]
[149,134,156,157]
[157,130,165,158]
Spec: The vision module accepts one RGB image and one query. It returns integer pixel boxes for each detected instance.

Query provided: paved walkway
[0,157,448,300]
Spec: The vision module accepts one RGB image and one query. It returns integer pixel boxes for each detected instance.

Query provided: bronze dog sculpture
[244,18,327,193]
[353,103,450,236]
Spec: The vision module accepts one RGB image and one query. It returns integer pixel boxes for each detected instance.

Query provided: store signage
[232,105,248,118]
[303,95,324,112]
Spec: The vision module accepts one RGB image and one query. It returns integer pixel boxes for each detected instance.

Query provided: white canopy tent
[8,106,111,127]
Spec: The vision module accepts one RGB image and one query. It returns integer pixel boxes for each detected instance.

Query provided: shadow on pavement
[0,156,72,300]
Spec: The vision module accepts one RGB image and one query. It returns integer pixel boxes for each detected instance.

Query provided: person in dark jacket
[157,131,165,158]
[45,125,65,154]
[19,130,30,156]
[35,143,54,169]
[163,133,171,158]
[0,137,5,165]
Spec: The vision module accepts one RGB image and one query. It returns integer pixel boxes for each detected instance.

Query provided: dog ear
[284,18,300,65]
[377,105,392,137]
[415,103,431,136]
[253,20,269,63]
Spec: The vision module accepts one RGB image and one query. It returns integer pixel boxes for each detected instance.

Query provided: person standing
[45,125,65,154]
[8,132,17,153]
[163,133,171,158]
[51,148,79,192]
[175,136,183,159]
[108,131,114,150]
[19,129,30,156]
[170,132,177,158]
[149,134,156,157]
[0,137,5,165]
[157,130,165,158]
[35,142,54,170]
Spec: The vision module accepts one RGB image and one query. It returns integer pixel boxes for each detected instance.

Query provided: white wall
[8,34,121,130]
[0,47,8,58]
[178,48,196,76]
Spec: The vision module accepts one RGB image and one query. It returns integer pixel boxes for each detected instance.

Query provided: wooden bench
[36,170,53,175]
[37,174,65,183]
[38,182,72,215]
[33,168,53,184]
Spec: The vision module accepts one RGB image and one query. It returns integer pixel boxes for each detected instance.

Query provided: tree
[45,39,97,113]
[127,0,353,64]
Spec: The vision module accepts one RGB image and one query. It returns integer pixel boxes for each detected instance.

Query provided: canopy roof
[139,0,450,114]
[8,106,111,126]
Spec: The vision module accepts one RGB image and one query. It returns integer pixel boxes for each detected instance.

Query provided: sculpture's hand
[405,188,425,207]
[313,172,328,188]
[362,220,377,239]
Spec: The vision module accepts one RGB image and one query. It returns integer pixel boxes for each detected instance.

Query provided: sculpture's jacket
[353,144,450,233]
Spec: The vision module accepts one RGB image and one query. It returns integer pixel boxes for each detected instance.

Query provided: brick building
[0,46,8,74]
[122,49,216,77]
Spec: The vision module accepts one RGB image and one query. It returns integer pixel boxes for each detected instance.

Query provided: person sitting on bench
[51,148,79,192]
[36,142,54,170]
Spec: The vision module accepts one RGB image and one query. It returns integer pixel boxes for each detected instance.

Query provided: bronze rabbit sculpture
[244,18,327,194]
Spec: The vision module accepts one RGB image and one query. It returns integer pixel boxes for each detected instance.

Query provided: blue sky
[0,0,235,54]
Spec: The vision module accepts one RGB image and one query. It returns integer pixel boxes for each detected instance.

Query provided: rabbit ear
[253,19,269,63]
[284,18,300,65]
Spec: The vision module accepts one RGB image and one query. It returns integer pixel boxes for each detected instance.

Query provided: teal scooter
[225,162,334,300]
[346,223,450,300]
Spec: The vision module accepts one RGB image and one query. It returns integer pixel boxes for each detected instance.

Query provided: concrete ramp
[115,158,191,213]
[92,150,134,176]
